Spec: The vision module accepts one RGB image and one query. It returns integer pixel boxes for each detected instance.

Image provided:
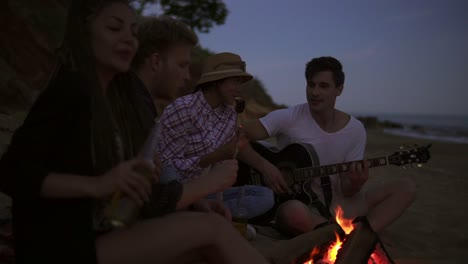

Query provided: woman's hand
[95,159,158,206]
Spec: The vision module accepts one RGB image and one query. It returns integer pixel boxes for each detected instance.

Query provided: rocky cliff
[0,1,282,155]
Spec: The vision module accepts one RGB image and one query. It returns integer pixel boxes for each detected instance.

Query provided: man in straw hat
[156,52,275,222]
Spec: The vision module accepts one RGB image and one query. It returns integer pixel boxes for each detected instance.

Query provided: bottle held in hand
[232,206,248,237]
[106,119,161,228]
[234,97,245,114]
[232,186,248,237]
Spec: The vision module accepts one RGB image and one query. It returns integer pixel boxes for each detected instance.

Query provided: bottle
[232,207,248,237]
[231,186,248,237]
[106,119,161,228]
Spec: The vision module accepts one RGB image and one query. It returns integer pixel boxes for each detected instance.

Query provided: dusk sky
[196,0,468,116]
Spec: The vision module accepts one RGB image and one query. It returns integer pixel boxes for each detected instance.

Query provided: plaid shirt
[157,90,236,182]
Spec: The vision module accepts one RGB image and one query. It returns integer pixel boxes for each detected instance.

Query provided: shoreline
[357,115,468,145]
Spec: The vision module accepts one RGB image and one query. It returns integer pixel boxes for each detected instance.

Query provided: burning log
[297,217,394,264]
[334,218,378,264]
[265,223,345,264]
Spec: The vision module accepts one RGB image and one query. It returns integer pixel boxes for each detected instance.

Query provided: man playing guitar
[240,56,417,236]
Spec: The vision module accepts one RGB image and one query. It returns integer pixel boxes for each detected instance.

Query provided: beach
[1,119,468,263]
[364,130,468,263]
[251,129,468,264]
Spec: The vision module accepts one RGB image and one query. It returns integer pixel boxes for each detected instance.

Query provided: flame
[323,232,343,263]
[304,247,320,264]
[302,206,390,264]
[303,206,355,264]
[303,233,344,264]
[334,206,354,235]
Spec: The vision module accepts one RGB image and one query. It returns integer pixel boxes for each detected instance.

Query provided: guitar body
[235,141,432,224]
[236,141,321,223]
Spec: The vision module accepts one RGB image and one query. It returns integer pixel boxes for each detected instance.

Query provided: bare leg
[365,178,416,232]
[274,200,327,236]
[96,211,270,264]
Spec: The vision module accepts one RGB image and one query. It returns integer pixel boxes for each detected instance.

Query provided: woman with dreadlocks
[0,1,270,264]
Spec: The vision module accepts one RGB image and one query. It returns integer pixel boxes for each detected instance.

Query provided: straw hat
[195,52,253,87]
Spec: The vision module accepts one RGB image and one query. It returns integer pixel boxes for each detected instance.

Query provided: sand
[363,130,468,263]
[251,129,468,264]
[1,119,468,263]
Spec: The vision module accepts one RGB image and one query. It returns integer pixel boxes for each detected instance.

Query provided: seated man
[242,56,416,236]
[113,16,237,217]
[156,52,275,220]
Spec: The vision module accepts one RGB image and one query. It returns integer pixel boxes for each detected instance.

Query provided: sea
[353,113,468,144]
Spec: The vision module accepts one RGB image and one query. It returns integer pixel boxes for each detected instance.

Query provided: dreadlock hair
[53,0,134,174]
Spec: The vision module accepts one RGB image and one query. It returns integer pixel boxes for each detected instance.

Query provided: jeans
[206,186,275,219]
[161,165,275,219]
[159,165,179,183]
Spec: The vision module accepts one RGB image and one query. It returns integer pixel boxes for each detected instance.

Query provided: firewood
[265,223,344,264]
[335,219,378,264]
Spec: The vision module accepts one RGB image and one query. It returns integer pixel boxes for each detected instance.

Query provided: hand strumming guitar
[259,160,290,194]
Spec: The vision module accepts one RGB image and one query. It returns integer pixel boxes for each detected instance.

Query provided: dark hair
[58,0,132,72]
[54,0,134,173]
[132,15,198,69]
[305,56,345,87]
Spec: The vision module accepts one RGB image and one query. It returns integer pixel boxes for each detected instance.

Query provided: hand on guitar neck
[340,160,369,197]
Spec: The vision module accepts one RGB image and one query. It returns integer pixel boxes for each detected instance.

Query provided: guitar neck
[295,156,389,180]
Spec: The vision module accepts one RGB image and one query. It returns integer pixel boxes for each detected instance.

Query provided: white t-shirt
[259,103,366,206]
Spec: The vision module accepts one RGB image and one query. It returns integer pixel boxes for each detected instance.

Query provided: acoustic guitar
[235,142,432,223]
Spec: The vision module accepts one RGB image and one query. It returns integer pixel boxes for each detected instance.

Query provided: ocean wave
[383,128,468,144]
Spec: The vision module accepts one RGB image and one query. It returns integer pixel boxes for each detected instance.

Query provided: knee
[276,200,310,220]
[387,178,416,206]
[399,178,417,205]
[275,200,316,235]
